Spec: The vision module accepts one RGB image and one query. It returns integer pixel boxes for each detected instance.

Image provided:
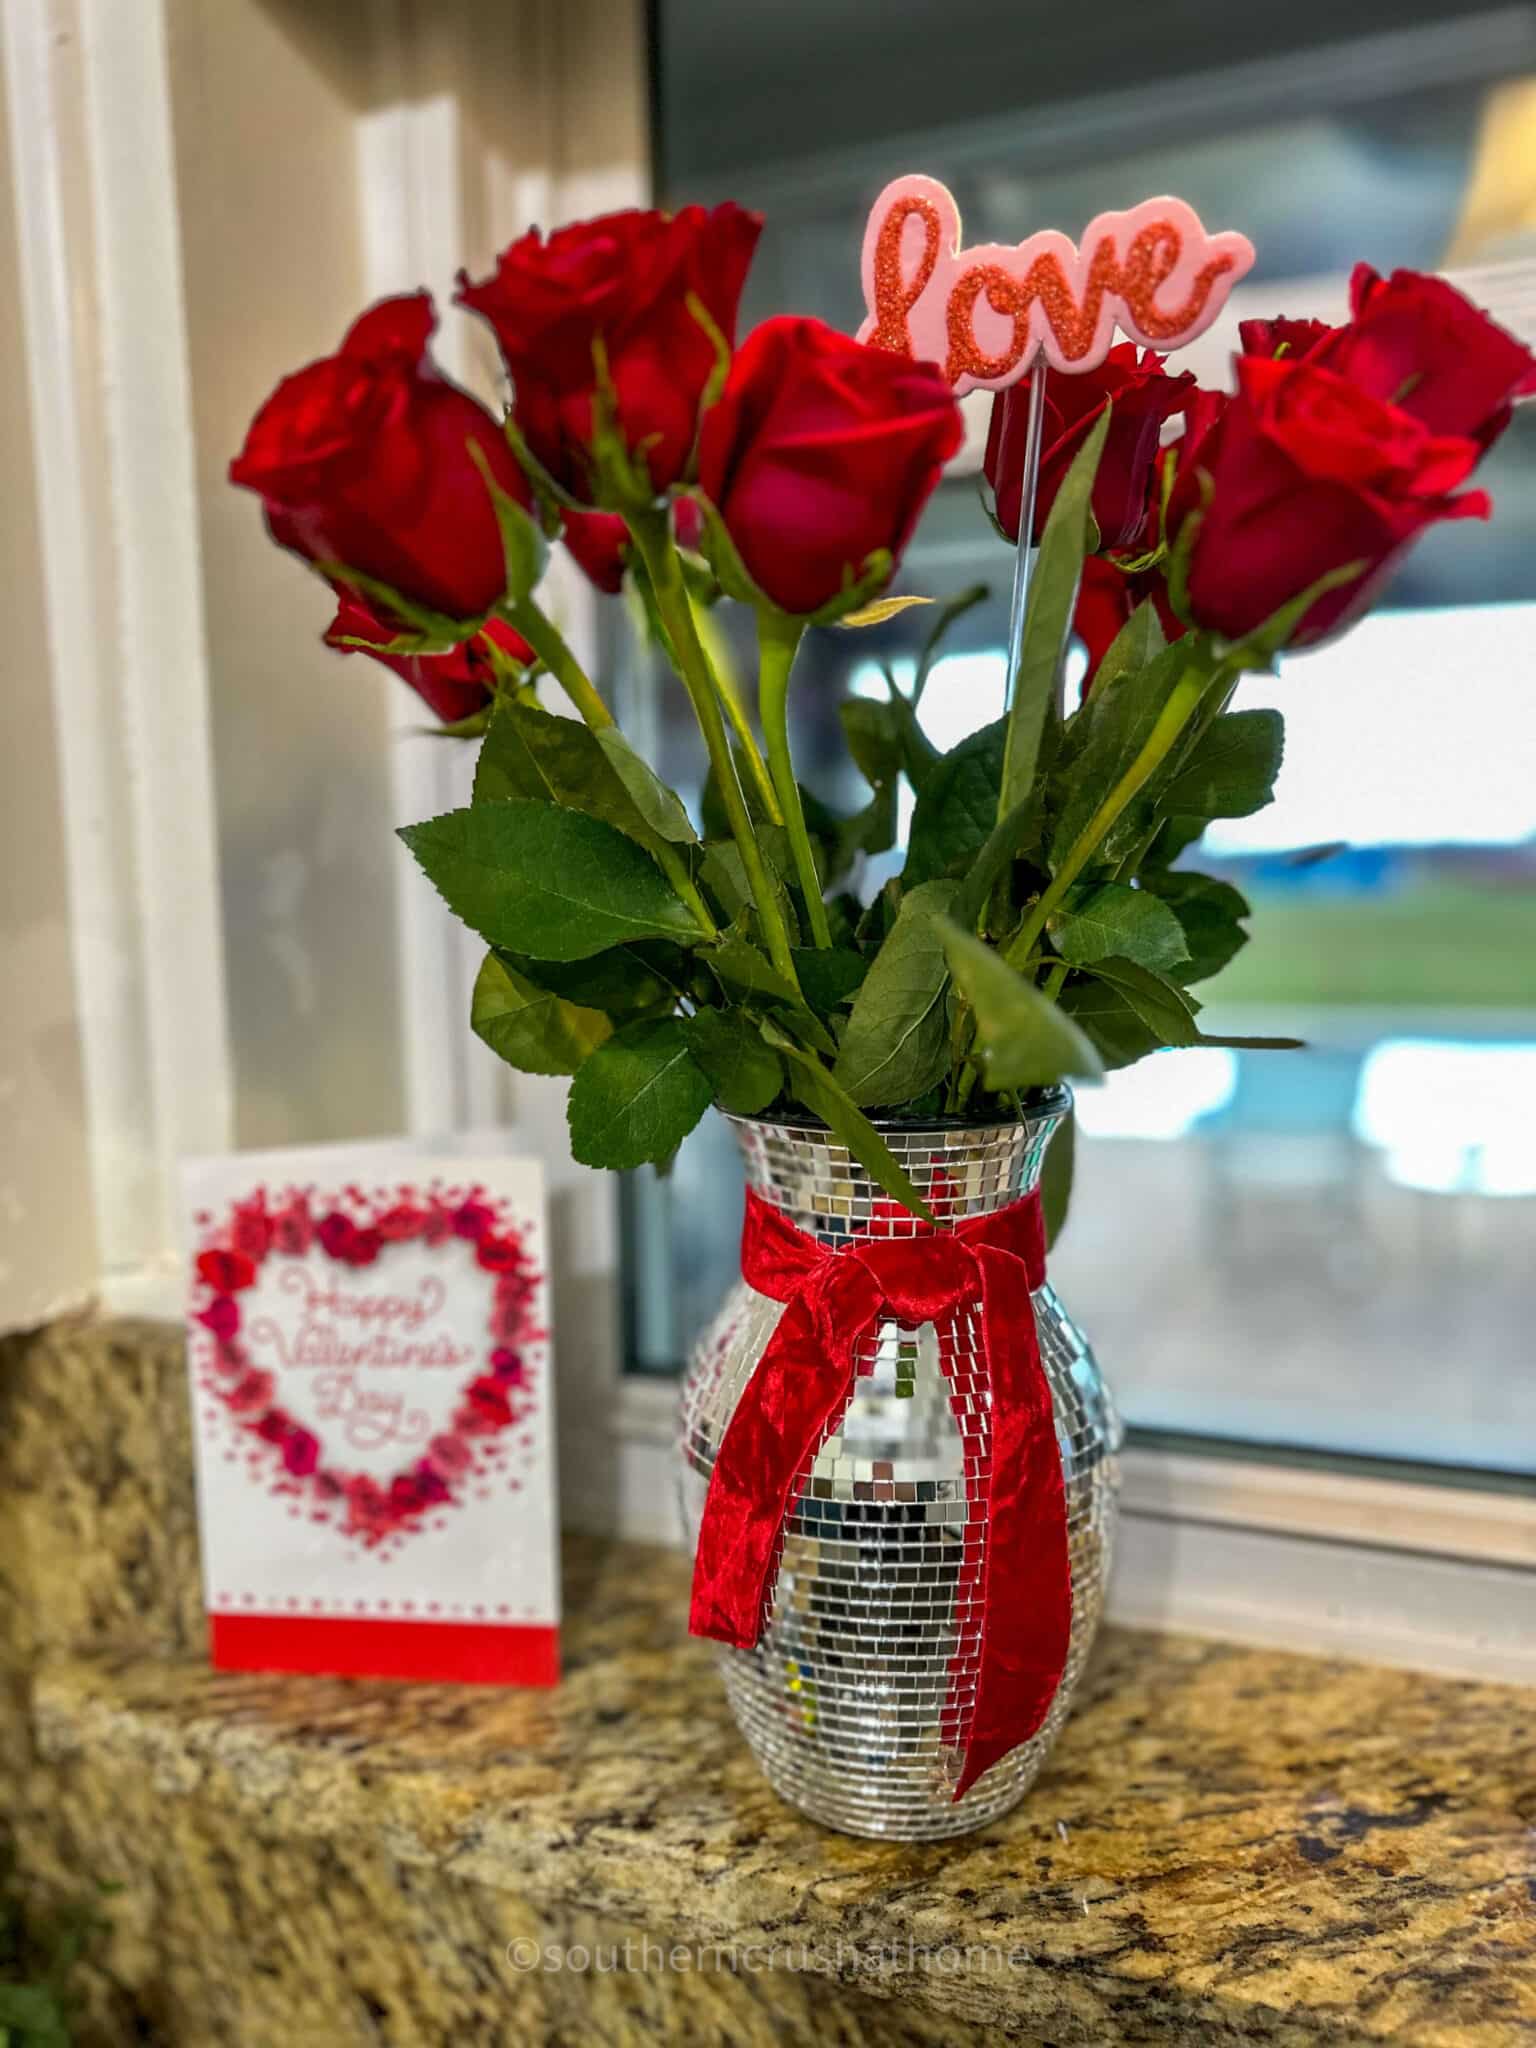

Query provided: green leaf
[1048,881,1189,972]
[474,699,592,807]
[704,930,801,1005]
[501,942,689,1019]
[759,1020,935,1223]
[1066,954,1297,1053]
[594,729,698,842]
[904,719,1006,886]
[999,405,1112,818]
[566,1016,712,1169]
[682,1007,783,1115]
[1090,594,1167,697]
[700,840,797,942]
[399,802,698,961]
[833,879,958,1108]
[839,692,911,835]
[1077,955,1202,1046]
[792,945,868,1017]
[953,790,1041,932]
[1048,638,1209,862]
[1040,1105,1075,1250]
[1140,871,1250,985]
[1058,976,1164,1070]
[471,951,611,1076]
[938,920,1103,1091]
[466,441,548,602]
[1160,708,1283,821]
[474,700,696,855]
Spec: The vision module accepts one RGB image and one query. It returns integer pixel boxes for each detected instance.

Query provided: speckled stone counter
[4,1318,1535,2045]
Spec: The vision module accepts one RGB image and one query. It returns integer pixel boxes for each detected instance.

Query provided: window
[624,6,1536,1493]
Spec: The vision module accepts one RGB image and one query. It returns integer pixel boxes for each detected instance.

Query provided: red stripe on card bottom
[210,1612,559,1686]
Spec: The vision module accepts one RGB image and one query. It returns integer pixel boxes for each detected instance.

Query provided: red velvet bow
[689,1186,1072,1799]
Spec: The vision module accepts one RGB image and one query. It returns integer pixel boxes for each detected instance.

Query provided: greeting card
[181,1144,557,1685]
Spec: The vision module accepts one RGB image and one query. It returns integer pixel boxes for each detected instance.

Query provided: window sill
[568,1378,1536,1686]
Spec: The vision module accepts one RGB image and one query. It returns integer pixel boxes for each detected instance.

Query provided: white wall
[0,0,649,1328]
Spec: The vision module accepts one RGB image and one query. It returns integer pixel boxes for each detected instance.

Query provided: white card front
[181,1144,558,1684]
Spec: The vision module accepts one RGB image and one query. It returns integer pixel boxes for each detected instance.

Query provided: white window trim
[2,0,233,1318]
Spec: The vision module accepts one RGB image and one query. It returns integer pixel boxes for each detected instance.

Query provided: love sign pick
[858,174,1255,392]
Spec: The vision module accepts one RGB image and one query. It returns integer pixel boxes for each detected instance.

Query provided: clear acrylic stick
[1001,365,1049,713]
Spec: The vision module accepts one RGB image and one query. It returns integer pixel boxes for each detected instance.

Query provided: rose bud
[457,204,761,503]
[696,315,962,617]
[324,590,532,725]
[1168,354,1489,646]
[985,343,1194,550]
[560,509,630,594]
[230,292,530,621]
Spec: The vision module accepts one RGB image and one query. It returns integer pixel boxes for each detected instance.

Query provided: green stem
[502,595,716,942]
[504,597,615,732]
[1005,664,1213,970]
[689,590,783,825]
[628,515,801,988]
[757,615,832,949]
[1041,959,1070,1002]
[1112,669,1238,884]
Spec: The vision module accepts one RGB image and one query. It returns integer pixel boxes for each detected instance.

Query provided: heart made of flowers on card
[189,1182,543,1551]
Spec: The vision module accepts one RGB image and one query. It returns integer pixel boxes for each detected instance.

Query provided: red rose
[1074,557,1187,690]
[457,204,761,502]
[985,344,1194,550]
[230,293,529,620]
[197,1247,257,1294]
[1312,265,1536,447]
[1170,355,1489,645]
[561,510,630,594]
[696,316,962,616]
[324,591,532,724]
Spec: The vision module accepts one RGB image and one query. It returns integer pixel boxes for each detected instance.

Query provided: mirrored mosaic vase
[677,1100,1121,1841]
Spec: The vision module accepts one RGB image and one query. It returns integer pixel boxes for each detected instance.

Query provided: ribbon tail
[688,1268,877,1650]
[952,1246,1073,1800]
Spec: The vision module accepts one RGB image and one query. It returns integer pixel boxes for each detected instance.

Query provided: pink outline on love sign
[858,174,1255,393]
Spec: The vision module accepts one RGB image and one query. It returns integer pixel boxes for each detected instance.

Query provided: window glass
[626,11,1536,1478]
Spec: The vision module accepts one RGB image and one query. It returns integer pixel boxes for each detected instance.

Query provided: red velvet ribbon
[688,1185,1072,1799]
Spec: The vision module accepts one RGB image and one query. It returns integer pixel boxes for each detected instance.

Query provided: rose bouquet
[232,208,1535,1225]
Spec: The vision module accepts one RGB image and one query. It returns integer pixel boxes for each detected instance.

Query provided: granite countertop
[29,1532,1536,2046]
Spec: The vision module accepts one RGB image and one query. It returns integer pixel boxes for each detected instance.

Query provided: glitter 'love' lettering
[858,174,1255,392]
